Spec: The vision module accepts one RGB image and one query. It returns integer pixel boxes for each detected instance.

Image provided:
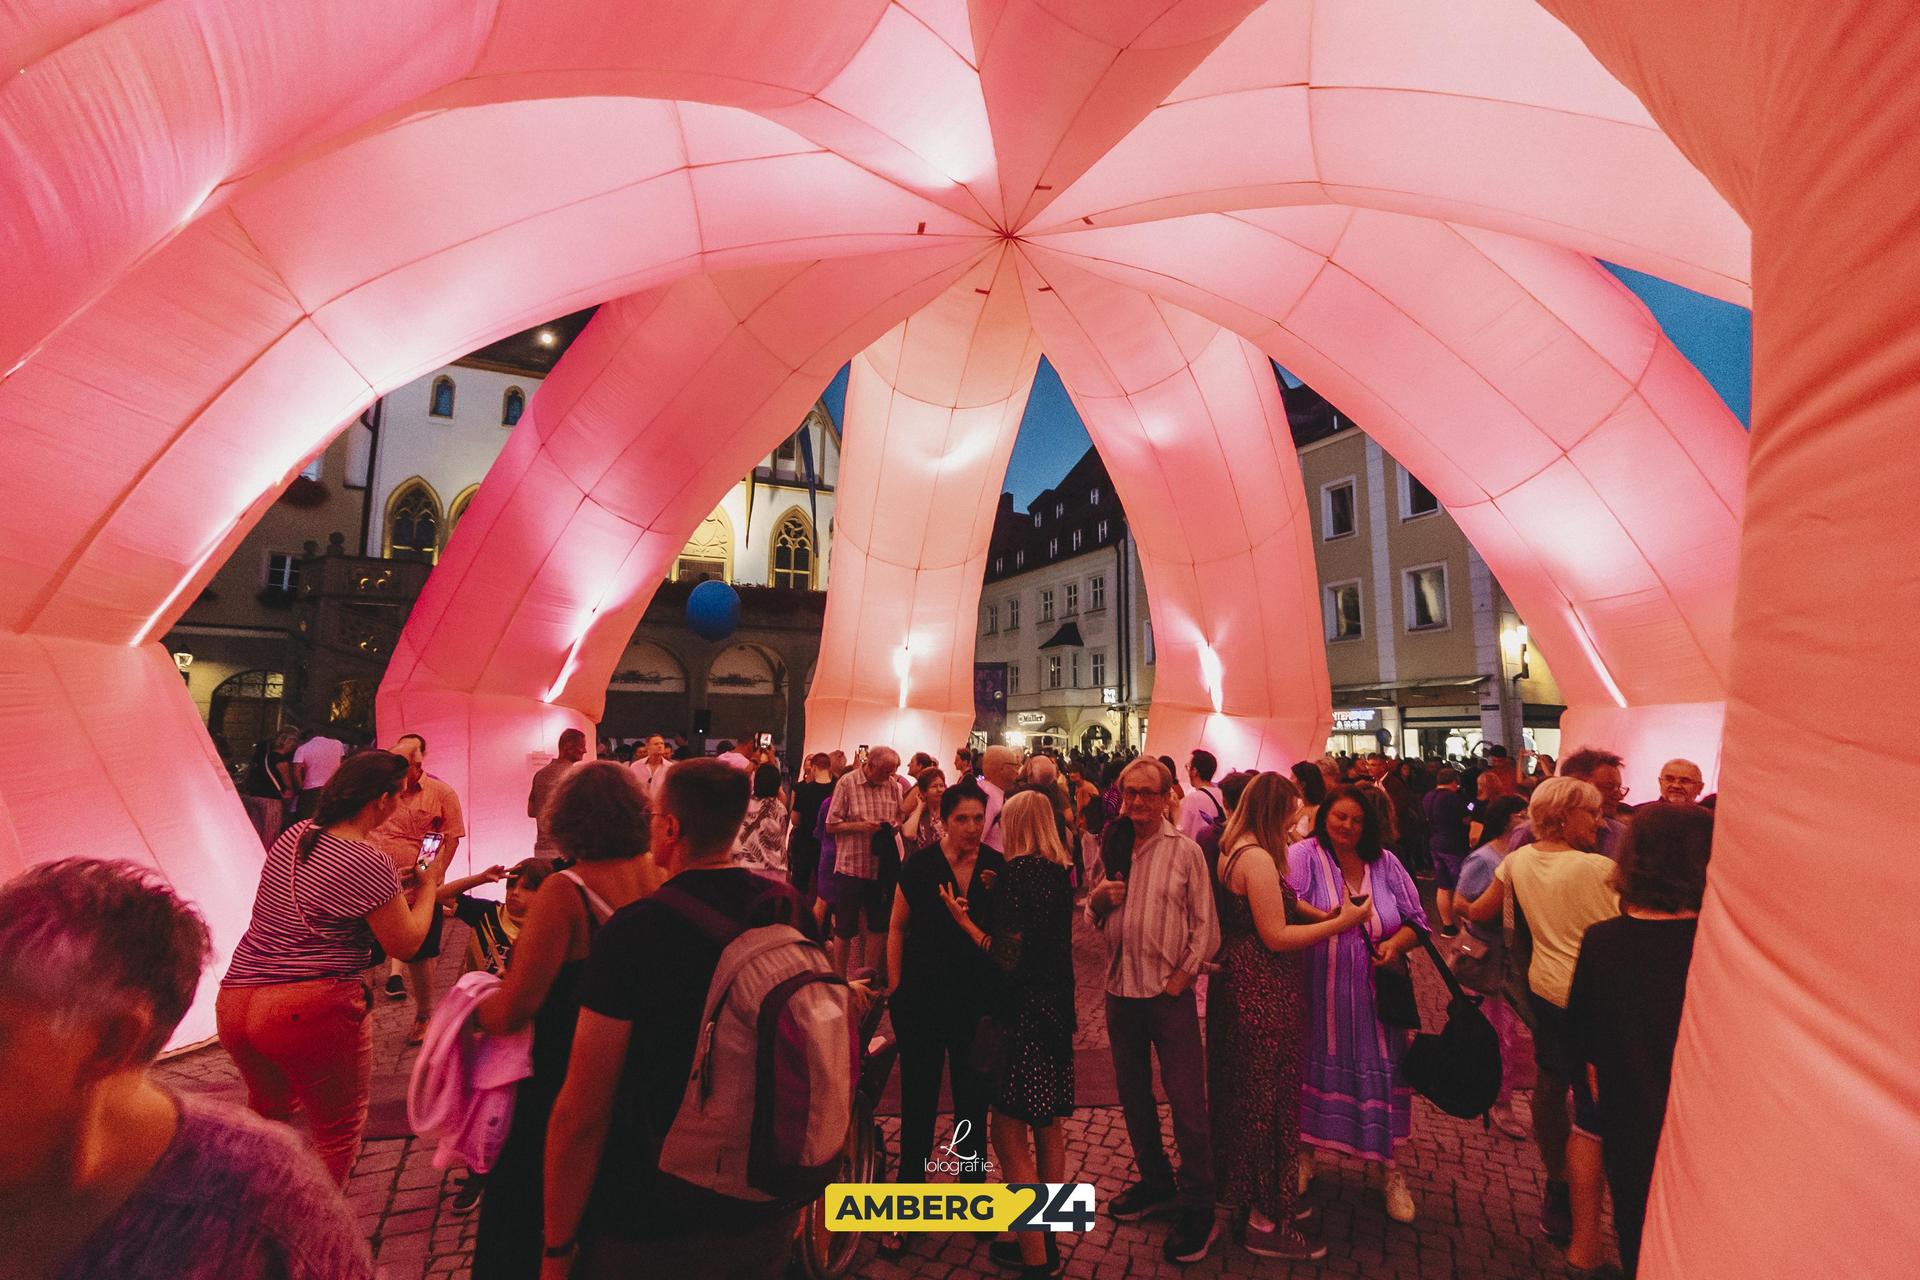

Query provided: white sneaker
[1383,1168,1416,1223]
[1295,1148,1314,1198]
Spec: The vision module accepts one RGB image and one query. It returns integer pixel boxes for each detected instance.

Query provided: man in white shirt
[291,727,348,820]
[978,744,1020,849]
[630,734,672,803]
[1175,749,1226,842]
[713,739,752,771]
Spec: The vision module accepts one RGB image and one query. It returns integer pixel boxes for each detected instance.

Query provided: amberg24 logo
[824,1181,1098,1234]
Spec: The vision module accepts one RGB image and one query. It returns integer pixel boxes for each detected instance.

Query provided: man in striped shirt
[825,745,904,976]
[1087,756,1222,1264]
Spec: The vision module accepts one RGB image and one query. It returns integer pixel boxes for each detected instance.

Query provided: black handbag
[1373,953,1421,1029]
[1399,926,1503,1119]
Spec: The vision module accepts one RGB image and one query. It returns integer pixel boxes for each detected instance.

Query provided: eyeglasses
[1120,786,1165,801]
[1657,774,1701,787]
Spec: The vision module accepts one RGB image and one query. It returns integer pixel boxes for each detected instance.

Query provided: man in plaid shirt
[825,745,904,975]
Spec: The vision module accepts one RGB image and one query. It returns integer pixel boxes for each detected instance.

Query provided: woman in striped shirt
[217,750,452,1183]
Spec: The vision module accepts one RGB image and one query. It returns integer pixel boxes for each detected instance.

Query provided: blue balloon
[685,579,741,642]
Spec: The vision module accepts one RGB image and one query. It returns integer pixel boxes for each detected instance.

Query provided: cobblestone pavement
[158,895,1603,1279]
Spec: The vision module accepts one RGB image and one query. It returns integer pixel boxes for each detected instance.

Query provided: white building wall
[369,365,840,586]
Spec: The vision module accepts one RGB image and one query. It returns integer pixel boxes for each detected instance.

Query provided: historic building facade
[164,313,842,762]
[973,449,1156,755]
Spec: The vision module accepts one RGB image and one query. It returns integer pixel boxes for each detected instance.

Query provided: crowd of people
[0,722,1715,1279]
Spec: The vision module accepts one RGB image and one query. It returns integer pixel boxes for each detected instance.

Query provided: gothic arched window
[502,386,525,426]
[770,511,816,589]
[429,376,455,418]
[386,480,442,562]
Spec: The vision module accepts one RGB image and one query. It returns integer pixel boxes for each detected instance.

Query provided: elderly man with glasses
[1087,757,1222,1264]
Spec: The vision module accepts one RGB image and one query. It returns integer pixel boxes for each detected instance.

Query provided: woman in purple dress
[1285,784,1430,1224]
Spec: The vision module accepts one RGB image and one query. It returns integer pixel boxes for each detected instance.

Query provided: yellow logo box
[824,1183,1098,1233]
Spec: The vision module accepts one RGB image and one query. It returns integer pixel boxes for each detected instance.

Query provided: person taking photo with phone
[217,750,453,1182]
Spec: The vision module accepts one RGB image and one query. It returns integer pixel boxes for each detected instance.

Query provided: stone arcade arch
[1,8,1910,1274]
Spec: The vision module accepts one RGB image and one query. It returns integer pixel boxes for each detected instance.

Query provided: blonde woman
[1209,773,1372,1260]
[1463,775,1617,1272]
[942,789,1075,1277]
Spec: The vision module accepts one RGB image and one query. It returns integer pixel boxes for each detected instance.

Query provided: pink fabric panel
[805,248,1043,754]
[1540,3,1920,1277]
[1035,0,1748,303]
[968,0,1263,226]
[1016,251,1330,767]
[0,634,259,1046]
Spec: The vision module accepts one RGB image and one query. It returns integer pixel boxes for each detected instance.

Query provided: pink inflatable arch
[4,3,1908,1274]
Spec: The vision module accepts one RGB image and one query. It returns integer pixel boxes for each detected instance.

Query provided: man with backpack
[1175,749,1228,844]
[539,759,853,1279]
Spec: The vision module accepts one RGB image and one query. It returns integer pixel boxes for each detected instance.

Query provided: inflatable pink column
[1017,250,1331,769]
[1539,2,1920,1275]
[804,247,1043,756]
[382,246,988,859]
[1027,208,1746,794]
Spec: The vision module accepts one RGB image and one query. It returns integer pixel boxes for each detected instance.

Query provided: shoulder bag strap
[556,868,614,935]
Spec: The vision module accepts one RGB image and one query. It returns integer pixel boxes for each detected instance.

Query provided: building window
[1008,661,1021,694]
[1071,528,1083,551]
[1070,652,1080,686]
[984,604,998,634]
[264,551,301,592]
[773,431,803,474]
[995,556,1004,574]
[1040,589,1055,622]
[1015,549,1025,568]
[1007,597,1020,629]
[1091,650,1107,686]
[1322,479,1356,539]
[1405,563,1450,630]
[1055,502,1064,519]
[1048,537,1058,559]
[1033,512,1043,527]
[1090,575,1106,610]
[1047,655,1062,689]
[1065,582,1079,615]
[675,509,733,582]
[448,485,478,534]
[502,386,525,426]
[299,457,323,482]
[1097,519,1109,542]
[1401,468,1439,519]
[1325,579,1363,640]
[429,376,455,418]
[385,479,442,562]
[1091,487,1101,505]
[769,511,816,588]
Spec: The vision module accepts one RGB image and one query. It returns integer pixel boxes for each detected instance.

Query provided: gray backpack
[652,885,857,1203]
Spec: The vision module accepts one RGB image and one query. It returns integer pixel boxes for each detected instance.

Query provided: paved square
[157,910,1601,1278]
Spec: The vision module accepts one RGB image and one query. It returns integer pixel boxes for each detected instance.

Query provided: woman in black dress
[943,789,1075,1277]
[467,763,662,1278]
[881,779,1004,1253]
[1208,772,1371,1261]
[1566,803,1714,1277]
[788,753,835,923]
